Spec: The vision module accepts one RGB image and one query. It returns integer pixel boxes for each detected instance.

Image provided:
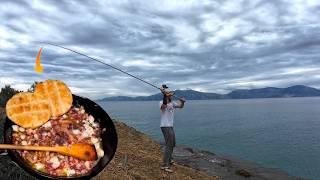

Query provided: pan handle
[0,108,8,155]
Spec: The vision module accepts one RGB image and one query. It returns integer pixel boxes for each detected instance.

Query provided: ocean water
[98,97,320,180]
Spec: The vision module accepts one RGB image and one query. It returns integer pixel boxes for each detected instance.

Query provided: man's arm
[175,98,185,108]
[160,94,167,110]
[160,87,168,110]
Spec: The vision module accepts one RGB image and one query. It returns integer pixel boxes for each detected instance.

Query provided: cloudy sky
[1,0,320,99]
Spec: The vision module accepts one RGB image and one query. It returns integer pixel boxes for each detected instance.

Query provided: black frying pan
[2,95,118,179]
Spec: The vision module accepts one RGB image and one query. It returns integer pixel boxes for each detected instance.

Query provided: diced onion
[91,137,99,144]
[21,141,27,145]
[84,161,90,169]
[94,142,104,158]
[19,127,25,132]
[97,149,104,158]
[72,129,80,135]
[88,115,94,123]
[12,125,19,132]
[43,121,52,128]
[35,163,44,170]
[49,156,60,169]
[20,134,26,140]
[66,168,75,176]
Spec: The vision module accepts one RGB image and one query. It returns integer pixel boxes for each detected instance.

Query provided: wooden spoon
[0,143,97,161]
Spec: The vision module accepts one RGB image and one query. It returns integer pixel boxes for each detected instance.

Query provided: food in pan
[12,106,104,176]
[6,80,105,176]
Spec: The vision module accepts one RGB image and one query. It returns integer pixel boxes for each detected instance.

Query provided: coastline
[93,120,218,179]
[169,144,302,180]
[96,120,301,179]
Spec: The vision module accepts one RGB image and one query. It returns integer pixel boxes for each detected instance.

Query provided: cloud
[1,0,320,99]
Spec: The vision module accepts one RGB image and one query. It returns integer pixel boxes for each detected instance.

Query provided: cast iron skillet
[2,95,118,179]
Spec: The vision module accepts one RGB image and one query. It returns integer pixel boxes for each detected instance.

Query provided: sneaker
[170,160,176,166]
[161,166,174,173]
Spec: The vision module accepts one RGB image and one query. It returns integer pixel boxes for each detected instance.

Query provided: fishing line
[37,42,184,100]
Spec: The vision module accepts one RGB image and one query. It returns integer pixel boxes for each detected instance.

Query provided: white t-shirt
[159,101,178,127]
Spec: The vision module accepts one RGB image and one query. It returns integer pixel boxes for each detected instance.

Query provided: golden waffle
[35,80,73,117]
[6,92,51,128]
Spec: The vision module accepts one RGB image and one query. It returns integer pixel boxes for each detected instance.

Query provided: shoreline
[167,144,302,180]
[107,119,301,179]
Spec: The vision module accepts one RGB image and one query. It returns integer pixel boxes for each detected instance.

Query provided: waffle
[6,92,51,128]
[35,80,73,117]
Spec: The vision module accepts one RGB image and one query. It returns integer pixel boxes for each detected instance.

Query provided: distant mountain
[98,89,223,101]
[97,85,320,101]
[227,85,320,99]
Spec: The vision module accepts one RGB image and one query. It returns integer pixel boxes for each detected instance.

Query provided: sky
[1,0,320,99]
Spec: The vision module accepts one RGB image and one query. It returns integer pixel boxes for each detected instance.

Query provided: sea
[98,97,320,180]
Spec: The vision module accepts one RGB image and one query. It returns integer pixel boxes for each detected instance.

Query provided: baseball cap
[162,84,169,89]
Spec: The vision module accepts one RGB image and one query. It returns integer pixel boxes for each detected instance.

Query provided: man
[159,84,185,172]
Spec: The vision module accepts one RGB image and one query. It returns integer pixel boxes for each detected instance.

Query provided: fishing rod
[38,42,185,102]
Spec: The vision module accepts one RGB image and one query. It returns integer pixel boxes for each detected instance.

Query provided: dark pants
[161,127,176,167]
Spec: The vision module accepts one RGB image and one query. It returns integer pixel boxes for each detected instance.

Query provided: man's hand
[179,97,186,103]
[175,97,185,108]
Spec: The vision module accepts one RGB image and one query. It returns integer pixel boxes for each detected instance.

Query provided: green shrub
[0,85,20,107]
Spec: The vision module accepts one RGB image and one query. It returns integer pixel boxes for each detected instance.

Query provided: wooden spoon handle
[0,144,58,152]
[0,143,97,161]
